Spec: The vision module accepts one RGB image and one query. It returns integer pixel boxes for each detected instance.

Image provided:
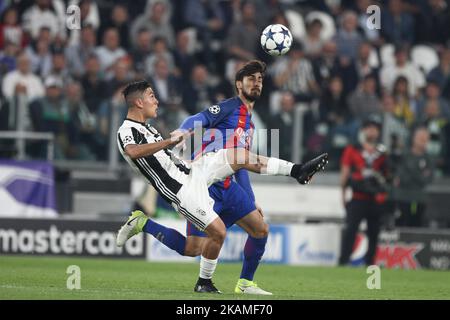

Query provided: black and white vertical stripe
[117,122,206,230]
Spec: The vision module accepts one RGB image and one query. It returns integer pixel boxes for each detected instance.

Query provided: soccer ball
[260,24,293,56]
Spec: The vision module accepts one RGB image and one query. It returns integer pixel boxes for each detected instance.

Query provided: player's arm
[178,112,210,132]
[178,103,233,132]
[124,136,184,159]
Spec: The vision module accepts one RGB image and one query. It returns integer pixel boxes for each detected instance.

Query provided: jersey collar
[236,96,253,116]
[125,118,147,126]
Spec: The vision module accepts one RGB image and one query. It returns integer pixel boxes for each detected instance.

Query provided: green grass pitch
[0,255,449,300]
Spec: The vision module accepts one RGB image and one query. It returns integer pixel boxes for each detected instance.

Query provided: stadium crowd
[0,0,449,175]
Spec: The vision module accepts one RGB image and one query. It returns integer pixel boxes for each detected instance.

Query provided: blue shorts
[186,180,256,237]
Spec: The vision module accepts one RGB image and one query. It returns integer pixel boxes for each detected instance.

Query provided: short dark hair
[122,80,152,107]
[362,114,382,130]
[235,60,266,91]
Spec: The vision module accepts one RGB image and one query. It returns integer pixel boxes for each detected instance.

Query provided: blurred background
[1,0,450,270]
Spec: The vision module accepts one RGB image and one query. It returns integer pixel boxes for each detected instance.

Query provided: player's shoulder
[207,97,241,115]
[118,119,134,131]
[118,119,146,134]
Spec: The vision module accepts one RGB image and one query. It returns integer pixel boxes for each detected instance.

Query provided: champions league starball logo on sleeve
[123,136,133,144]
[208,105,220,115]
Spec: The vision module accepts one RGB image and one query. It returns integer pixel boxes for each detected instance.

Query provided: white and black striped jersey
[117,118,191,205]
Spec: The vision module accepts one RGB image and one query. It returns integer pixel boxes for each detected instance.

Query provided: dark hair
[122,81,152,107]
[235,60,266,91]
[362,114,382,130]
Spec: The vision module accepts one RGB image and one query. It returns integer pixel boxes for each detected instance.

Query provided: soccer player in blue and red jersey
[140,60,328,294]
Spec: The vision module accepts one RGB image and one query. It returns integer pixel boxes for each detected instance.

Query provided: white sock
[265,158,294,176]
[199,256,218,279]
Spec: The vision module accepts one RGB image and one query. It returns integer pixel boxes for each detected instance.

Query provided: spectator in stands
[182,64,216,114]
[65,81,96,160]
[312,40,343,89]
[80,54,107,115]
[0,40,19,75]
[417,80,450,119]
[381,93,410,156]
[415,0,450,46]
[48,50,70,85]
[145,36,176,76]
[391,75,417,127]
[0,6,27,49]
[394,126,434,227]
[334,10,363,62]
[130,28,153,78]
[95,27,126,74]
[183,0,226,72]
[29,76,77,159]
[271,42,320,103]
[348,74,382,122]
[353,42,379,88]
[148,57,181,106]
[417,99,449,173]
[225,1,259,62]
[25,27,53,78]
[2,52,44,102]
[21,0,64,41]
[319,75,350,127]
[380,0,415,45]
[339,117,389,266]
[130,0,175,49]
[380,45,426,98]
[172,29,197,82]
[269,90,296,161]
[301,18,325,59]
[99,4,131,51]
[319,76,355,164]
[65,25,97,79]
[427,47,450,101]
[105,58,134,98]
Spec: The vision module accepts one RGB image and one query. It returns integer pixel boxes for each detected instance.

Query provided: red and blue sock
[143,219,186,256]
[240,235,267,281]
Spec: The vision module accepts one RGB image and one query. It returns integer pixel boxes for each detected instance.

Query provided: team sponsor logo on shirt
[208,105,220,114]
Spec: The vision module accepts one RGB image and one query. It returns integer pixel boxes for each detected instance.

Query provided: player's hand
[255,203,264,217]
[169,129,192,149]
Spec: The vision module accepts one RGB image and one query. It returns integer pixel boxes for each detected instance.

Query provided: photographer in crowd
[339,116,389,266]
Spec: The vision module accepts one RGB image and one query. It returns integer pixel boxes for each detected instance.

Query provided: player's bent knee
[214,228,226,243]
[185,246,202,257]
[206,219,226,243]
[252,222,269,238]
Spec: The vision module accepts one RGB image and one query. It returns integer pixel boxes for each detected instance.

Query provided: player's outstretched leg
[226,149,329,184]
[290,153,329,184]
[116,210,148,246]
[116,210,187,255]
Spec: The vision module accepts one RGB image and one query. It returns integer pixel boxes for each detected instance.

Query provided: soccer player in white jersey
[116,81,328,293]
